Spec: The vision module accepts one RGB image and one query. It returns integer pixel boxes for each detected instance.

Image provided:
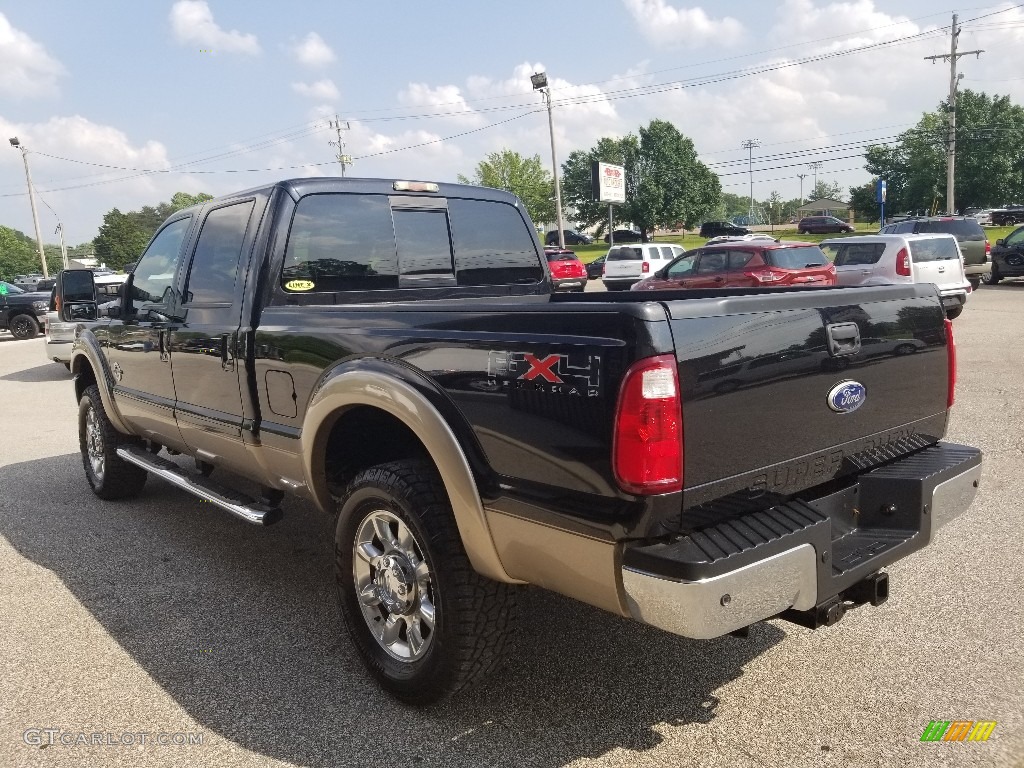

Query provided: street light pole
[9,137,49,279]
[532,72,566,249]
[741,139,760,222]
[807,162,822,196]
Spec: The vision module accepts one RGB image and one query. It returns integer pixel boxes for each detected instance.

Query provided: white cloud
[169,0,260,55]
[292,79,340,101]
[398,83,484,126]
[622,0,744,47]
[0,12,65,98]
[290,32,335,67]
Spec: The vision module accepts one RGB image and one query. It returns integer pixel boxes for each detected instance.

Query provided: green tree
[0,226,41,280]
[561,120,720,238]
[765,190,784,224]
[92,191,213,270]
[849,180,882,223]
[458,150,555,226]
[93,209,152,270]
[809,179,845,201]
[864,90,1024,213]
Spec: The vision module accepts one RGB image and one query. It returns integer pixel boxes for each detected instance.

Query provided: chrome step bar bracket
[116,445,283,526]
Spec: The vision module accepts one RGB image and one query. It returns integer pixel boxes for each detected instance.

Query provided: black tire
[62,361,72,371]
[968,278,981,290]
[334,460,517,704]
[946,306,964,320]
[78,385,147,500]
[981,269,1000,285]
[9,314,40,340]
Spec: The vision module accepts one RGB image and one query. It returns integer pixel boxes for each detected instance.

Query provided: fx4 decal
[487,351,601,397]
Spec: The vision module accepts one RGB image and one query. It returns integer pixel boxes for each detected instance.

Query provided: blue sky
[3,0,1024,246]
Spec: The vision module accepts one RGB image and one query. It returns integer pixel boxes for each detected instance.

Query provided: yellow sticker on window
[285,280,315,292]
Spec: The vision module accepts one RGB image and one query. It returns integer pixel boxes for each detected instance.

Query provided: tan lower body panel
[485,510,629,617]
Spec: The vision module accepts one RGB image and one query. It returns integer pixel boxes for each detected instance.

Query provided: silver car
[819,234,971,319]
[43,273,127,365]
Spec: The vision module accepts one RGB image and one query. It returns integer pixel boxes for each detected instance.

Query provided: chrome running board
[116,445,283,526]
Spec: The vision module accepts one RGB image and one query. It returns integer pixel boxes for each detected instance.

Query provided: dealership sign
[591,162,626,204]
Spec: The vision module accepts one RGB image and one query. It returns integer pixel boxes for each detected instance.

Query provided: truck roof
[182,177,523,213]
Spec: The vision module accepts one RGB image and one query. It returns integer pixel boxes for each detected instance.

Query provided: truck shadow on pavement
[1,454,785,768]
[0,362,73,383]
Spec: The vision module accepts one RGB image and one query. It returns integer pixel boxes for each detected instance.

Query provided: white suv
[602,243,684,291]
[819,233,971,319]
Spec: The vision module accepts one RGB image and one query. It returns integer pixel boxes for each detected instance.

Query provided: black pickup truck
[0,280,50,339]
[61,178,981,704]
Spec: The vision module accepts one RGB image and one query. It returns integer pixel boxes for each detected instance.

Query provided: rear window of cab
[280,193,544,292]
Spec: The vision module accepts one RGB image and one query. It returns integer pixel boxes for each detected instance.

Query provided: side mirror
[996,239,1005,247]
[57,269,97,322]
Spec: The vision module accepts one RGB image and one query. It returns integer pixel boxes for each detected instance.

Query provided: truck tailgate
[665,285,950,507]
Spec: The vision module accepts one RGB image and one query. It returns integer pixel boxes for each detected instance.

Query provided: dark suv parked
[986,225,1024,284]
[879,216,989,288]
[699,221,749,238]
[797,216,855,234]
[545,229,592,246]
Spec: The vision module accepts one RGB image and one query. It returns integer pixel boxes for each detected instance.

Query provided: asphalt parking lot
[1,284,1022,768]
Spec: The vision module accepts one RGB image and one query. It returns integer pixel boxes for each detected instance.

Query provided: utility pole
[925,13,983,214]
[741,139,760,222]
[8,137,48,279]
[39,197,69,270]
[797,173,808,204]
[806,162,822,197]
[328,116,352,176]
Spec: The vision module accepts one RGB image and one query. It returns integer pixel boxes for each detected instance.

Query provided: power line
[0,111,540,198]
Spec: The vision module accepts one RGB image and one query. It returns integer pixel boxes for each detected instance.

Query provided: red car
[631,241,836,291]
[544,248,588,292]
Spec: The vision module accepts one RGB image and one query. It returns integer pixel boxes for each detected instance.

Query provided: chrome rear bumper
[621,442,982,639]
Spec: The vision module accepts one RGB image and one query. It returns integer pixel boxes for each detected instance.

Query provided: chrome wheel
[353,509,435,661]
[84,405,105,480]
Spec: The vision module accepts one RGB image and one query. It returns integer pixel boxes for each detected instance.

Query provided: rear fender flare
[300,361,517,584]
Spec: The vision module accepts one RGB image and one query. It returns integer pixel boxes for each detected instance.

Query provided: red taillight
[896,247,911,276]
[945,318,956,408]
[642,261,650,273]
[613,355,683,495]
[985,240,991,259]
[744,268,785,283]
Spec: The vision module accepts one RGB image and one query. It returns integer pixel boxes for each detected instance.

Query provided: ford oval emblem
[827,381,866,413]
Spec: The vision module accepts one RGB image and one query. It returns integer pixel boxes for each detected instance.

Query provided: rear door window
[696,251,729,274]
[765,246,829,268]
[909,238,959,262]
[831,243,886,266]
[728,250,755,269]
